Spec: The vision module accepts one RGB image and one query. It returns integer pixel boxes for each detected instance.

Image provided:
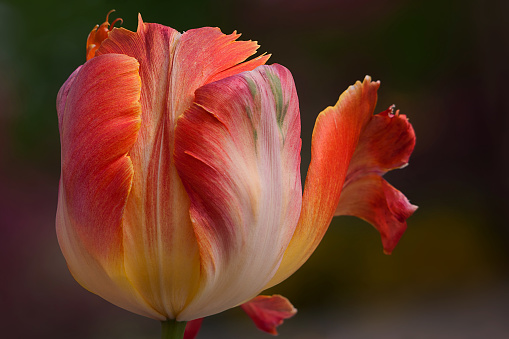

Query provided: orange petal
[335,107,417,254]
[174,65,302,320]
[267,76,380,287]
[241,295,297,335]
[56,54,163,319]
[94,15,270,318]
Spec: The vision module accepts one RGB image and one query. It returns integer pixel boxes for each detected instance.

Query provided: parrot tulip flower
[56,11,416,338]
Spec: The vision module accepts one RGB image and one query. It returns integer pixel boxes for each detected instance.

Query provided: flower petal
[241,295,297,335]
[267,76,381,287]
[174,64,302,320]
[335,107,417,254]
[95,16,269,318]
[184,318,203,339]
[56,54,162,319]
[57,53,140,264]
[336,175,417,254]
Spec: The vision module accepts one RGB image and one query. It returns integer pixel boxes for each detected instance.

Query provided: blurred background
[1,0,508,338]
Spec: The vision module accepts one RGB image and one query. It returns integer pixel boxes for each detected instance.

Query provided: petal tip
[137,13,144,31]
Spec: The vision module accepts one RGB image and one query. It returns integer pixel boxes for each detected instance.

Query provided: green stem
[161,319,187,339]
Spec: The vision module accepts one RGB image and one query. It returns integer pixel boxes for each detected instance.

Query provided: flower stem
[161,319,187,339]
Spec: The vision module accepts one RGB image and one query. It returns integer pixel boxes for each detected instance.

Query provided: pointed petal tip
[362,75,380,85]
[346,75,380,98]
[383,249,392,255]
[137,13,144,29]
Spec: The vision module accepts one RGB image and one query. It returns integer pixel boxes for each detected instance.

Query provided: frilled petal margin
[174,64,302,320]
[266,76,415,287]
[335,106,417,254]
[56,54,164,319]
[241,295,297,335]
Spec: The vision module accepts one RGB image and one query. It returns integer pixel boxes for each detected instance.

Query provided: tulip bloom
[56,11,416,338]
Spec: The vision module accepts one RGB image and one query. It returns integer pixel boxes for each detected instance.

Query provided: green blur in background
[1,0,508,338]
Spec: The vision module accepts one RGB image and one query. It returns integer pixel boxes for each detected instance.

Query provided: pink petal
[335,106,417,254]
[241,295,297,335]
[174,64,302,320]
[184,318,203,339]
[94,15,270,318]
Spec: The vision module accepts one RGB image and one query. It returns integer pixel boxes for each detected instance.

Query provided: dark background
[1,0,508,338]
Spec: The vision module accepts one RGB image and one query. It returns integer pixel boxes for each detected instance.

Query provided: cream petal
[174,65,302,320]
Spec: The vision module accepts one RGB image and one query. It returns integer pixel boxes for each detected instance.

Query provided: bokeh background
[1,0,508,338]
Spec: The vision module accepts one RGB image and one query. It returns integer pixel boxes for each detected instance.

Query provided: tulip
[56,11,416,338]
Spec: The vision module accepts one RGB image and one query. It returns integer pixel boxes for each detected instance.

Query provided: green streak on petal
[245,76,258,99]
[264,69,288,130]
[245,104,258,153]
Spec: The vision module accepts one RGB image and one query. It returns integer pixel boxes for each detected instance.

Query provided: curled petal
[86,10,123,60]
[174,64,302,320]
[241,295,297,335]
[336,107,417,254]
[267,76,379,287]
[336,175,417,254]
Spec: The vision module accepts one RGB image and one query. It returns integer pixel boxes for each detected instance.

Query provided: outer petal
[174,64,302,320]
[335,107,417,254]
[56,54,162,319]
[241,295,297,335]
[95,16,270,318]
[267,76,381,287]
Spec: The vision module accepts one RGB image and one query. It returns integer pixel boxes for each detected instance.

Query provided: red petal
[57,53,141,261]
[184,318,203,339]
[241,295,297,335]
[336,175,417,254]
[336,108,417,254]
[56,55,163,319]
